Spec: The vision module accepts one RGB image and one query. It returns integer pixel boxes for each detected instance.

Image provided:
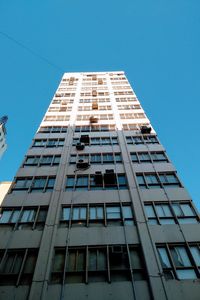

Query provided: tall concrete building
[0,71,200,300]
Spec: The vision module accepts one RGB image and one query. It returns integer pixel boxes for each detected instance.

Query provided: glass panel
[77,250,85,271]
[126,137,132,144]
[101,138,110,145]
[181,204,195,216]
[10,210,21,223]
[131,153,138,162]
[89,250,97,270]
[136,175,145,185]
[111,137,118,144]
[53,156,61,164]
[179,218,198,224]
[80,208,87,219]
[72,208,79,220]
[145,175,159,184]
[0,210,12,223]
[91,138,100,145]
[47,178,55,188]
[171,247,191,267]
[76,176,88,187]
[139,153,151,162]
[21,210,35,222]
[40,156,53,164]
[145,205,156,218]
[15,178,32,188]
[156,205,172,217]
[177,269,197,280]
[90,207,103,219]
[37,209,47,222]
[130,249,142,268]
[190,246,200,266]
[32,178,46,188]
[62,208,70,220]
[157,248,171,268]
[106,207,121,219]
[122,206,133,219]
[47,140,57,147]
[25,157,38,165]
[70,155,77,163]
[23,252,37,273]
[160,219,175,224]
[115,153,122,162]
[90,154,101,163]
[172,204,183,216]
[53,251,65,272]
[66,177,75,189]
[118,175,127,186]
[103,153,114,163]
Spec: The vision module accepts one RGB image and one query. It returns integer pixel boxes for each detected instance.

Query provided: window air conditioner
[140,126,151,134]
[76,159,89,169]
[80,135,90,144]
[89,116,98,123]
[76,143,85,150]
[104,169,117,184]
[94,171,103,184]
[92,102,98,110]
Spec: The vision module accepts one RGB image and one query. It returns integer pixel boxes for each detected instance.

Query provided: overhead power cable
[0,30,64,73]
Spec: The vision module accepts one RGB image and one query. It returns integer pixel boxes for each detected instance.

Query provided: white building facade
[0,71,200,300]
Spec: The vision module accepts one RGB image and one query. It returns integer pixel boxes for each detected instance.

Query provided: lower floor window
[157,243,200,280]
[51,245,146,284]
[0,248,38,286]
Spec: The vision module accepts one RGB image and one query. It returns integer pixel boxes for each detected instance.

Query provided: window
[39,126,67,133]
[51,245,146,284]
[32,139,64,148]
[69,153,122,164]
[60,203,134,227]
[65,174,128,191]
[11,176,56,193]
[0,206,48,229]
[24,155,61,167]
[136,172,181,189]
[157,244,200,280]
[126,135,158,144]
[75,125,116,132]
[131,151,167,163]
[145,202,199,225]
[0,249,38,286]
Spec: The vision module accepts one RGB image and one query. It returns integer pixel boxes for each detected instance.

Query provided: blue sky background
[0,0,200,208]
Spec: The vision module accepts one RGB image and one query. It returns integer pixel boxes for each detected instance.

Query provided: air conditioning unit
[94,171,103,184]
[140,126,151,134]
[76,143,85,150]
[76,159,89,169]
[98,79,103,85]
[104,169,117,184]
[92,90,97,97]
[89,116,98,123]
[80,135,90,144]
[92,102,98,110]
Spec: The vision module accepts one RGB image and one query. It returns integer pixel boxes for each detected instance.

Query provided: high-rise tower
[0,71,200,300]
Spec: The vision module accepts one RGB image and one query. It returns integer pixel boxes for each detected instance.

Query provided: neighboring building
[0,182,12,205]
[0,116,8,158]
[0,71,200,300]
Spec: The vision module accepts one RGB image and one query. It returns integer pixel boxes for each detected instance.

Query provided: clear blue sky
[0,0,200,208]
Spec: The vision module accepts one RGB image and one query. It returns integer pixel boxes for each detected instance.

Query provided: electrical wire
[0,30,64,73]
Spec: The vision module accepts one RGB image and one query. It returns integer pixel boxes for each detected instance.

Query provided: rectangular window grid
[51,245,146,284]
[60,203,134,227]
